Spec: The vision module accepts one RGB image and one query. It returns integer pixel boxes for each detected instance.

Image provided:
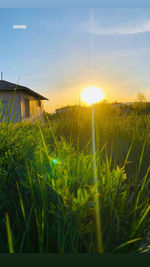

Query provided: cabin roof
[0,80,48,100]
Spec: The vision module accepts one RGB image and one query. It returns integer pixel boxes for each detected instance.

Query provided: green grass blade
[5,213,14,253]
[112,238,142,253]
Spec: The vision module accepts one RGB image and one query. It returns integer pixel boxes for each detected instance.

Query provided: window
[1,101,8,118]
[37,100,41,107]
[25,99,30,118]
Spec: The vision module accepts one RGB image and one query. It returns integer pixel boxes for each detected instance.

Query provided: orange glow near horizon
[81,86,105,105]
[43,81,143,113]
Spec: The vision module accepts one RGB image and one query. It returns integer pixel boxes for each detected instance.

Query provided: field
[1,103,150,253]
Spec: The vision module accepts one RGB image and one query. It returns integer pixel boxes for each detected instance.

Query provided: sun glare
[81,86,104,105]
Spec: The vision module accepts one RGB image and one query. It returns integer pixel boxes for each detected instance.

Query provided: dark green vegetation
[1,103,150,253]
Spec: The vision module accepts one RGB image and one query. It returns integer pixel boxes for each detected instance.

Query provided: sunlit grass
[0,104,150,253]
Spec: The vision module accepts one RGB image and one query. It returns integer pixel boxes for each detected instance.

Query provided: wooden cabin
[0,80,48,122]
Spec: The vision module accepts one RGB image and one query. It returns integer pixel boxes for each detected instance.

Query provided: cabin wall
[19,92,45,121]
[0,91,45,122]
[0,91,21,122]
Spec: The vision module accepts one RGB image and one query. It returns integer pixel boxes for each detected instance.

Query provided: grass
[0,103,150,253]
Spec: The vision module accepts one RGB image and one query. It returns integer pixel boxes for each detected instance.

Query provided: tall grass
[0,104,150,253]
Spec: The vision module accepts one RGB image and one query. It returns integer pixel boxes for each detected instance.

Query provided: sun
[81,86,104,105]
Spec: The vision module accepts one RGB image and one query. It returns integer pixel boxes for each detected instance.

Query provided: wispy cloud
[24,58,45,65]
[84,18,150,36]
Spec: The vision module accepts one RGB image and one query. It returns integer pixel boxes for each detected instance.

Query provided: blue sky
[1,8,150,112]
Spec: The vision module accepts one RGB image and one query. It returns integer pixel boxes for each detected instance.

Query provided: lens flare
[52,159,57,165]
[81,86,104,105]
